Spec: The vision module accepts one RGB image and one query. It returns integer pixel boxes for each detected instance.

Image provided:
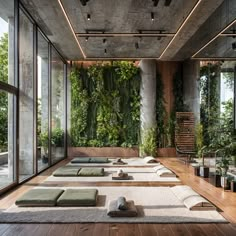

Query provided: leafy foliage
[0,33,8,151]
[70,62,141,147]
[140,128,157,157]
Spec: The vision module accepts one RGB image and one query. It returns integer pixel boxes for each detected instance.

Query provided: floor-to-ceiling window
[37,30,49,171]
[51,48,65,164]
[19,8,34,181]
[0,0,16,190]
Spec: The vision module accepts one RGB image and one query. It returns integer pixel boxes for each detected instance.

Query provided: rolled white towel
[117,169,123,177]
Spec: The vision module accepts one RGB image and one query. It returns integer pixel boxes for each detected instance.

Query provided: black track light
[151,12,154,21]
[232,42,236,51]
[152,0,159,7]
[164,0,172,6]
[135,42,139,49]
[103,38,107,44]
[87,13,91,20]
[80,0,89,6]
[104,48,107,54]
[85,36,89,42]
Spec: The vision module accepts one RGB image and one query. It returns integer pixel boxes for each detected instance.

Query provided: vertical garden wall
[70,62,141,147]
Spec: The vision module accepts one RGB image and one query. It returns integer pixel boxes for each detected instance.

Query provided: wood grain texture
[0,157,235,236]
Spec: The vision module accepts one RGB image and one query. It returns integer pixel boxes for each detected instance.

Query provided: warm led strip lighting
[192,18,236,58]
[192,57,236,60]
[86,57,158,60]
[76,33,175,37]
[159,0,202,59]
[58,0,86,58]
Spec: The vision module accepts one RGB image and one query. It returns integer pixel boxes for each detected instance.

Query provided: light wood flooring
[0,157,236,236]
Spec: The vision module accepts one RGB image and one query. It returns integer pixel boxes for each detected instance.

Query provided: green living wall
[70,62,141,147]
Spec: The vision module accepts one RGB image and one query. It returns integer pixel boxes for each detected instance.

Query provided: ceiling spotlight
[232,42,236,51]
[135,42,139,49]
[85,36,89,41]
[103,38,107,44]
[152,0,159,7]
[151,12,154,21]
[80,0,89,6]
[104,48,107,54]
[87,14,91,20]
[164,0,172,6]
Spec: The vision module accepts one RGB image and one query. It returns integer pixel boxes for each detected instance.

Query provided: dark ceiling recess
[152,0,159,7]
[80,0,90,6]
[165,0,172,6]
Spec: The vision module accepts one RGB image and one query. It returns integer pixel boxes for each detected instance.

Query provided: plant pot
[231,181,236,192]
[200,166,209,178]
[221,176,230,190]
[209,174,221,187]
[42,155,48,164]
[191,165,200,176]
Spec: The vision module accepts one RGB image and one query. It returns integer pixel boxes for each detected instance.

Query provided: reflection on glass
[51,48,65,163]
[19,9,34,181]
[0,92,14,189]
[37,31,49,171]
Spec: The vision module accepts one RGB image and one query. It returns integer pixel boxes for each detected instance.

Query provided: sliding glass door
[37,31,49,171]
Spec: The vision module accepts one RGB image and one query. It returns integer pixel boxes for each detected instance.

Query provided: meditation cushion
[89,157,109,163]
[78,168,105,176]
[57,189,98,206]
[71,157,91,163]
[15,189,64,207]
[53,166,81,176]
[107,200,138,217]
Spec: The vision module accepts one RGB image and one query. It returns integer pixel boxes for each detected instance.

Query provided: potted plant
[140,128,156,157]
[39,131,49,164]
[216,155,231,189]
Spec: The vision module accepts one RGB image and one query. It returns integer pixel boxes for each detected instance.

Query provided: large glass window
[19,9,34,181]
[0,0,15,86]
[0,91,15,189]
[0,0,16,190]
[51,48,65,164]
[37,31,49,171]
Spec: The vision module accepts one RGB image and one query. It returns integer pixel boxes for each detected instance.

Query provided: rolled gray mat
[117,196,128,210]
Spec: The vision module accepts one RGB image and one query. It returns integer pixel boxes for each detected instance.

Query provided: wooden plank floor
[0,157,236,236]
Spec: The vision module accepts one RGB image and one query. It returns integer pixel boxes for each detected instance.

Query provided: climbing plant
[200,63,220,146]
[70,62,141,147]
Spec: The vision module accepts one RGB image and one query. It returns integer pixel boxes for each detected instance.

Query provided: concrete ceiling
[20,0,236,60]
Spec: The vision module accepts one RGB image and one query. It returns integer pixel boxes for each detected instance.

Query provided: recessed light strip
[159,0,202,59]
[192,57,236,60]
[58,0,86,58]
[75,33,174,37]
[86,57,158,60]
[192,18,236,58]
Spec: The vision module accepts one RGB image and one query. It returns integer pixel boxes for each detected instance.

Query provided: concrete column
[183,60,200,123]
[19,13,34,176]
[8,17,14,180]
[139,59,157,151]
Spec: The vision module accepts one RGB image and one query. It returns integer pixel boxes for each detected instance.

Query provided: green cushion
[78,168,105,176]
[53,166,81,177]
[57,189,98,206]
[89,157,109,163]
[71,157,91,163]
[15,189,64,207]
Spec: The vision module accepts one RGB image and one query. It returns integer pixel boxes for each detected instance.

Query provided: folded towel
[117,196,128,210]
[113,158,127,165]
[117,169,123,177]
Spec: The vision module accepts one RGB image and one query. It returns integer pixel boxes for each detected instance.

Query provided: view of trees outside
[0,33,8,152]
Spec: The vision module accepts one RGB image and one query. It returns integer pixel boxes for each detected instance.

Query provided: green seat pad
[78,168,105,176]
[71,157,91,163]
[15,189,64,207]
[57,189,98,206]
[53,166,81,177]
[89,157,109,163]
